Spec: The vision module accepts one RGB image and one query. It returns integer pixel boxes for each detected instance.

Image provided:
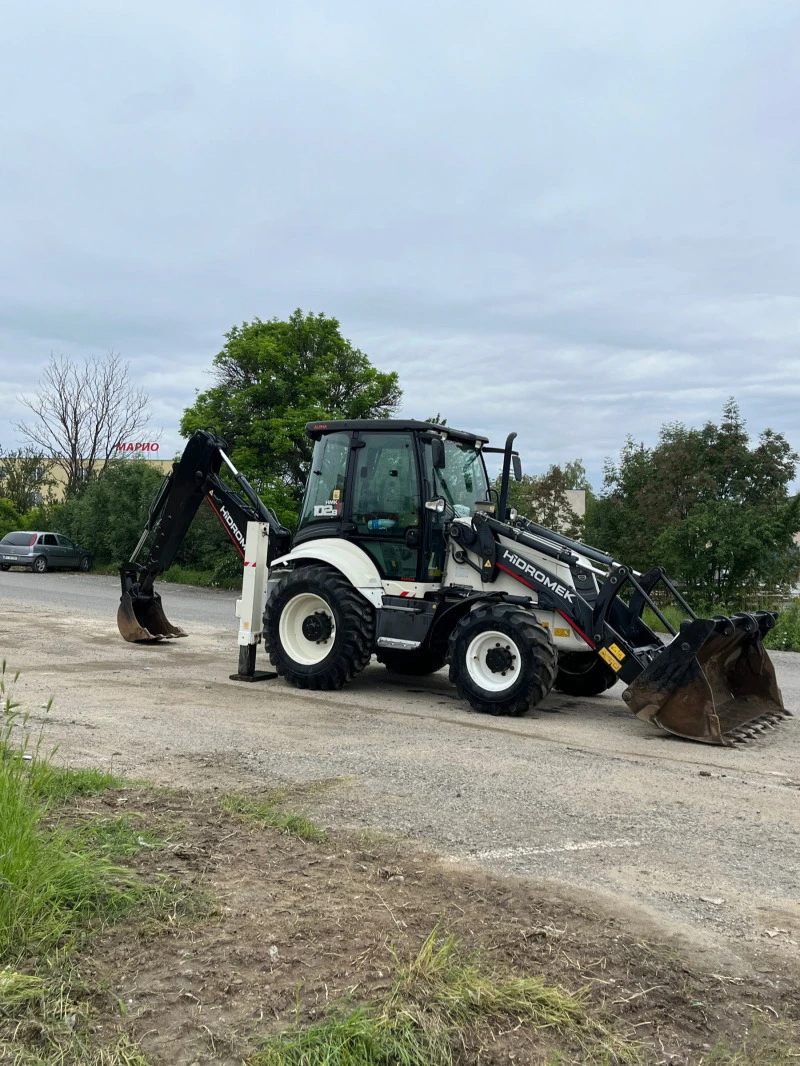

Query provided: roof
[305,419,489,445]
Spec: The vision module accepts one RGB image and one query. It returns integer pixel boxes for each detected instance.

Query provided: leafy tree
[0,448,54,512]
[180,310,401,525]
[57,458,243,576]
[499,463,585,538]
[586,400,800,604]
[0,499,22,540]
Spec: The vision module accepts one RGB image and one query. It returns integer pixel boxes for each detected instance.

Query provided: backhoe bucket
[623,613,788,745]
[117,588,187,643]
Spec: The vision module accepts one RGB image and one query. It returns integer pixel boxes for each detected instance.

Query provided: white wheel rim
[465,629,522,692]
[278,592,336,666]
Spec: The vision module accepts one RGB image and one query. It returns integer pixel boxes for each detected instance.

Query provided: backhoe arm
[118,430,291,641]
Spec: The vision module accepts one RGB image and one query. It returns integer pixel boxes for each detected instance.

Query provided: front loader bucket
[117,589,187,643]
[623,614,789,745]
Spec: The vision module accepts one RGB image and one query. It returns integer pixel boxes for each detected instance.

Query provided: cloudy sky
[1,0,799,488]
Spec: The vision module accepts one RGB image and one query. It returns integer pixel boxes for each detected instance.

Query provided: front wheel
[79,555,91,572]
[554,652,618,697]
[33,556,47,574]
[264,565,375,690]
[0,565,9,572]
[448,604,557,717]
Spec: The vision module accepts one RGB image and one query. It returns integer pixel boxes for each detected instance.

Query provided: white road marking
[474,838,641,861]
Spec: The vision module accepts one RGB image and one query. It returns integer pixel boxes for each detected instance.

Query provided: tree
[16,352,151,497]
[500,463,585,538]
[0,499,21,540]
[585,400,800,604]
[0,447,54,512]
[181,310,401,524]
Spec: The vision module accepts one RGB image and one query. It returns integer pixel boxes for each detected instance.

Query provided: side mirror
[431,437,446,470]
[425,497,447,514]
[512,455,522,482]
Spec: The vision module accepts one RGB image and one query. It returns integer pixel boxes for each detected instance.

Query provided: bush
[764,600,800,652]
[57,460,236,572]
[0,499,21,539]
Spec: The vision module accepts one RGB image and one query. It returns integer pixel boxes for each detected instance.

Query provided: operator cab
[297,420,491,583]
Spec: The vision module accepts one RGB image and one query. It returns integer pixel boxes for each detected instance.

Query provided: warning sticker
[599,647,622,672]
[609,643,626,661]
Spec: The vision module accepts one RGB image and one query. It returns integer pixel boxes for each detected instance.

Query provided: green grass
[0,664,180,1066]
[250,929,639,1066]
[72,814,163,858]
[641,604,689,634]
[222,790,328,842]
[0,665,144,962]
[764,600,800,652]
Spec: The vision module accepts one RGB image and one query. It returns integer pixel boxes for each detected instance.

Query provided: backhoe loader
[118,422,790,745]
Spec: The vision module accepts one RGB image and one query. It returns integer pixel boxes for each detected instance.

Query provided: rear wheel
[377,649,446,676]
[33,556,47,574]
[264,565,375,690]
[0,565,9,572]
[448,604,557,716]
[554,653,618,697]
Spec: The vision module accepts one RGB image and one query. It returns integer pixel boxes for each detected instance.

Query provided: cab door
[347,431,423,582]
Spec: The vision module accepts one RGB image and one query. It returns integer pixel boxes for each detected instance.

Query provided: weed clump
[0,663,139,961]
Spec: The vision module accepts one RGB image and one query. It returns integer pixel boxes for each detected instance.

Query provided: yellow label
[484,559,492,568]
[599,647,622,672]
[541,621,549,628]
[332,489,340,500]
[554,627,570,638]
[609,643,625,661]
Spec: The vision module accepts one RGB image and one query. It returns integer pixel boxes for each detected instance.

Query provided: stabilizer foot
[229,671,278,683]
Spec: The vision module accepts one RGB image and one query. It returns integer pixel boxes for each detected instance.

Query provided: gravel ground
[2,570,799,971]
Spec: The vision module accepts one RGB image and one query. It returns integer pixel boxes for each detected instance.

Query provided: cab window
[297,432,350,530]
[351,432,420,580]
[424,439,490,515]
[351,433,419,536]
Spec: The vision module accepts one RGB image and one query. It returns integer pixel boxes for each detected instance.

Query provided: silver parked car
[0,531,92,573]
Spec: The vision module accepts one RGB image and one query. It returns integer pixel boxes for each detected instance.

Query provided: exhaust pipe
[623,613,788,744]
[118,567,187,643]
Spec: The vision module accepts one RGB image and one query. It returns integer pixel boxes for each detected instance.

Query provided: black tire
[377,649,447,676]
[79,555,91,572]
[554,652,618,697]
[0,565,9,572]
[447,604,557,717]
[264,565,375,691]
[33,556,47,574]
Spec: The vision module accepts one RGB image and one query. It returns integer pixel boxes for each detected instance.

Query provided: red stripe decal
[496,563,595,649]
[556,609,595,649]
[205,496,246,559]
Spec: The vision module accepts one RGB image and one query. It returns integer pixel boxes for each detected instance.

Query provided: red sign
[116,442,160,453]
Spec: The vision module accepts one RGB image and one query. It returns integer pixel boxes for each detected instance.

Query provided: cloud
[1,0,799,489]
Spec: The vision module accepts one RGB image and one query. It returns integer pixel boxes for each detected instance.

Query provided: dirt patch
[56,785,800,1066]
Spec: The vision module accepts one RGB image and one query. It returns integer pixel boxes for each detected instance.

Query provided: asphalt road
[2,568,799,970]
[0,568,239,630]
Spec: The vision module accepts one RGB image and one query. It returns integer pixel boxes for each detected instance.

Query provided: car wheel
[0,564,9,572]
[33,556,47,574]
[79,555,91,572]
